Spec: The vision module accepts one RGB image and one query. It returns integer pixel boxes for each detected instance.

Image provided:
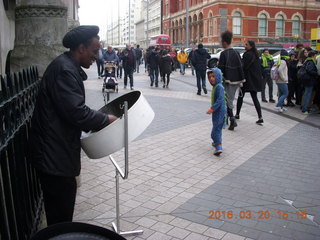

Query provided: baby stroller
[102,61,118,93]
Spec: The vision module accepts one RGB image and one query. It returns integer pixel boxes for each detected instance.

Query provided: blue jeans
[180,63,185,74]
[196,69,207,93]
[276,83,288,108]
[150,67,159,85]
[301,86,313,112]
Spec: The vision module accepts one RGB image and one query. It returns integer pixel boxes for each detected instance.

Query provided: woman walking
[159,50,173,88]
[235,40,264,124]
[274,49,290,112]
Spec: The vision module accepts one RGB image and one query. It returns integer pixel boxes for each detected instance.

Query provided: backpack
[270,64,279,81]
[297,63,308,81]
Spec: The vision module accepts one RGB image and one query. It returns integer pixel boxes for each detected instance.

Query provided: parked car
[208,47,245,68]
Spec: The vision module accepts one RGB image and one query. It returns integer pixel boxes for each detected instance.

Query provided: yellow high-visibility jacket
[177,51,188,64]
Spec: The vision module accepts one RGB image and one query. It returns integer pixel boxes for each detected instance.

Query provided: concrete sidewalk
[75,65,320,240]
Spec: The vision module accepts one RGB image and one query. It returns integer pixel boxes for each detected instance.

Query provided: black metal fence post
[0,66,43,240]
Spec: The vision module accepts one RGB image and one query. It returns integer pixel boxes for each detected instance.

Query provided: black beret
[62,25,99,49]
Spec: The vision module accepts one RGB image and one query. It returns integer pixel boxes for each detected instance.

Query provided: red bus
[149,34,171,50]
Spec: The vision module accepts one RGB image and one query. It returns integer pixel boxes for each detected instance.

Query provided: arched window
[258,13,267,36]
[232,12,242,35]
[292,15,301,36]
[208,13,213,36]
[276,14,284,37]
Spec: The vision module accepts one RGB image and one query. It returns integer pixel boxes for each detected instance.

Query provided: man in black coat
[122,44,136,90]
[192,44,211,95]
[29,25,117,225]
[134,44,143,73]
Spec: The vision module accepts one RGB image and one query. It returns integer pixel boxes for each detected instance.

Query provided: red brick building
[162,0,320,47]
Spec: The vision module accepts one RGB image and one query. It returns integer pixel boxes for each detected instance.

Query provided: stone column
[10,1,68,76]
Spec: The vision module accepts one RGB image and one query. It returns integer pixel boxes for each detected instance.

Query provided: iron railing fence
[0,66,43,240]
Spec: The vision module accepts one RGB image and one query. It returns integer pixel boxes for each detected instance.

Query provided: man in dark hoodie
[218,31,245,130]
[192,43,211,95]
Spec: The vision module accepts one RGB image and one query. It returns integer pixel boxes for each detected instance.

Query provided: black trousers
[162,73,170,86]
[236,91,262,118]
[38,171,77,226]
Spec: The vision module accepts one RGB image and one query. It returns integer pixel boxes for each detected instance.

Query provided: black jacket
[192,48,211,71]
[122,48,136,69]
[303,59,318,87]
[242,49,263,92]
[159,54,173,74]
[134,48,142,60]
[29,52,109,177]
[147,50,160,69]
[218,48,245,84]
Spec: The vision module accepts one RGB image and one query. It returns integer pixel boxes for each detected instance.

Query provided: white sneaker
[282,107,287,112]
[274,106,283,112]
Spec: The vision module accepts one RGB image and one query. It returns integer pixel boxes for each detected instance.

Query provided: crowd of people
[96,32,320,156]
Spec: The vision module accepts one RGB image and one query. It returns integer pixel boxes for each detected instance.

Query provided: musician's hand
[107,114,117,124]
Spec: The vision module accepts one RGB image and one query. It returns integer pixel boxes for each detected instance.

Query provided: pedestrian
[301,50,319,114]
[235,40,264,124]
[134,44,142,73]
[274,49,290,112]
[103,45,119,63]
[28,25,117,226]
[177,49,188,75]
[168,48,177,71]
[260,49,275,103]
[192,44,211,95]
[206,68,226,156]
[148,47,161,87]
[296,48,309,105]
[286,52,299,106]
[159,50,173,88]
[116,48,123,78]
[218,31,245,130]
[188,47,196,76]
[122,43,136,90]
[96,43,105,79]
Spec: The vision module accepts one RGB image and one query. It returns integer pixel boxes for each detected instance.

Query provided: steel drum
[81,91,154,159]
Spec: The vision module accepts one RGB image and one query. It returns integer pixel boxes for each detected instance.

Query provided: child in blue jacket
[206,68,227,156]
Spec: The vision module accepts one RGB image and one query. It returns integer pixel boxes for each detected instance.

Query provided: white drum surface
[81,91,155,159]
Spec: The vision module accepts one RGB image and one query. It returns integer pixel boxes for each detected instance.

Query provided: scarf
[306,57,316,65]
[276,56,290,66]
[261,54,273,67]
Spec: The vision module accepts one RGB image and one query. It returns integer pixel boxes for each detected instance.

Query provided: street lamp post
[186,0,189,48]
[146,0,149,47]
[129,0,131,44]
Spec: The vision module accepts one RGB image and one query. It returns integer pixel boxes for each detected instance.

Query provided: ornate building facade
[162,0,320,47]
[0,0,79,75]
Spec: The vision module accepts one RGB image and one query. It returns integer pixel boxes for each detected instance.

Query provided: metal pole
[186,0,189,48]
[124,101,129,178]
[110,100,143,236]
[118,0,120,45]
[129,0,131,44]
[146,0,149,47]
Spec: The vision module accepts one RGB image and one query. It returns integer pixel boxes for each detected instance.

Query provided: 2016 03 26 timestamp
[208,210,307,220]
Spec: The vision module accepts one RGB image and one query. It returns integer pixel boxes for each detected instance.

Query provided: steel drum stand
[109,101,143,236]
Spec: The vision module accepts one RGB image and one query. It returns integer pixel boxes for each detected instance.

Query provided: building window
[276,14,284,37]
[232,11,241,35]
[166,3,168,16]
[292,16,301,36]
[208,13,213,36]
[318,17,320,27]
[258,13,267,36]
